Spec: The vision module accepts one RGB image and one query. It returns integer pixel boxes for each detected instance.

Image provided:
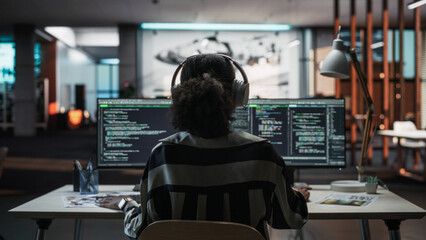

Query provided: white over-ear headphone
[170,54,250,108]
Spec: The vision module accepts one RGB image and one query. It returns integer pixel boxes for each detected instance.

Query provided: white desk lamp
[320,27,375,192]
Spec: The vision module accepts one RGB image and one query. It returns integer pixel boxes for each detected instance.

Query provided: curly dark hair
[170,76,235,138]
[170,54,237,138]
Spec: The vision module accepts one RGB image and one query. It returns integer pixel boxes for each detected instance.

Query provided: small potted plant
[365,176,378,194]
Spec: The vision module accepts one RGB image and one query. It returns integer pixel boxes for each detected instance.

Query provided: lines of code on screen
[97,99,174,168]
[235,99,346,167]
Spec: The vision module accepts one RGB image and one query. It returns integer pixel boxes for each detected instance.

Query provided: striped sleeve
[268,156,308,229]
[123,158,151,239]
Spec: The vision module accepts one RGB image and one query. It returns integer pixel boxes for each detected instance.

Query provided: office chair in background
[393,121,425,169]
[139,220,266,240]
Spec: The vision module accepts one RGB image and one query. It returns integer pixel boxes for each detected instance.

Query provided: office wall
[56,41,96,117]
[141,30,300,99]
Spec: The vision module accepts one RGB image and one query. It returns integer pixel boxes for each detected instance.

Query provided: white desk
[378,130,426,181]
[308,185,425,240]
[9,184,426,240]
[308,185,425,220]
[9,185,130,240]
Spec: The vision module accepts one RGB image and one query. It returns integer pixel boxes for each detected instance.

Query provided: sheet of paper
[62,192,140,208]
[315,193,379,207]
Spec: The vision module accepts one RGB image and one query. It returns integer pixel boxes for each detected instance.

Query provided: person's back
[99,54,308,240]
[139,130,307,238]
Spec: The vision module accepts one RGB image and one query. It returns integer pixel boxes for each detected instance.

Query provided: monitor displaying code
[97,98,345,168]
[97,99,176,168]
[232,99,346,167]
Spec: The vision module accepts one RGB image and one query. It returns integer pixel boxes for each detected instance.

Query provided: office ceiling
[1,0,424,61]
[0,0,424,28]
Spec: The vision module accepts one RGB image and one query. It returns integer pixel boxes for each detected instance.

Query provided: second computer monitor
[232,99,346,167]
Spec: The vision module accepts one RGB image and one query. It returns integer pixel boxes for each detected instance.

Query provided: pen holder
[79,169,99,194]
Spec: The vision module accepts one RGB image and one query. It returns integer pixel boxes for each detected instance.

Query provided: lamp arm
[347,47,375,179]
[347,48,374,111]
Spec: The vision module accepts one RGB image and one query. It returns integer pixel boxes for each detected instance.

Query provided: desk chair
[393,121,425,169]
[138,220,266,240]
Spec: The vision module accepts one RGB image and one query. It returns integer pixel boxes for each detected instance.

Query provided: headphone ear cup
[232,80,249,108]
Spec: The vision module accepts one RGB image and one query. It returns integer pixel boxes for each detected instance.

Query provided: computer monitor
[231,99,346,168]
[97,98,346,169]
[97,98,176,168]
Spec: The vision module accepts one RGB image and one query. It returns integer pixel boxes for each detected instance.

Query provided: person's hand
[97,196,125,210]
[293,187,310,201]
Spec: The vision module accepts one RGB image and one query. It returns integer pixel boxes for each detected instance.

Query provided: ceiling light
[44,27,76,47]
[100,58,120,65]
[140,23,291,31]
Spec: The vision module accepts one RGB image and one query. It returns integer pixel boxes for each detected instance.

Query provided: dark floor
[0,129,425,240]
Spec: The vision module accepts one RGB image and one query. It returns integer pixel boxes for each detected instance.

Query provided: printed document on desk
[62,192,140,208]
[316,193,379,207]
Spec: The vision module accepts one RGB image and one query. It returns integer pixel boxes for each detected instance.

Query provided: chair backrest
[138,220,266,240]
[393,121,417,132]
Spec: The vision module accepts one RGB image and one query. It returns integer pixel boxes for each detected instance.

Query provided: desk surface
[9,185,426,221]
[9,185,130,219]
[307,185,425,220]
[378,130,426,140]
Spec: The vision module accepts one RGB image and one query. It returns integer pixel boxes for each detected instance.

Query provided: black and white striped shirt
[124,131,308,239]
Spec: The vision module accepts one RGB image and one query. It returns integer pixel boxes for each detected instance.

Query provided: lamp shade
[320,38,350,79]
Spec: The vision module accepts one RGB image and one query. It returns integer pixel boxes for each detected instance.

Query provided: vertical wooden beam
[366,0,373,164]
[415,1,421,128]
[392,30,398,124]
[350,0,357,166]
[382,0,390,166]
[398,0,405,120]
[334,0,341,99]
[414,0,421,167]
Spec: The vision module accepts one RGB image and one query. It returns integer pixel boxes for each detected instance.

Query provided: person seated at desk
[99,54,309,240]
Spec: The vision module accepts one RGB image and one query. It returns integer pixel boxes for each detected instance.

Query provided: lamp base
[330,180,366,192]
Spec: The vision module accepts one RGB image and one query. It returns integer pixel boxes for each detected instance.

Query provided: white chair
[138,220,266,240]
[393,121,425,168]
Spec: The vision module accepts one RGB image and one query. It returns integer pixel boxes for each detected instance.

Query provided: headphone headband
[170,54,248,89]
[170,54,250,107]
